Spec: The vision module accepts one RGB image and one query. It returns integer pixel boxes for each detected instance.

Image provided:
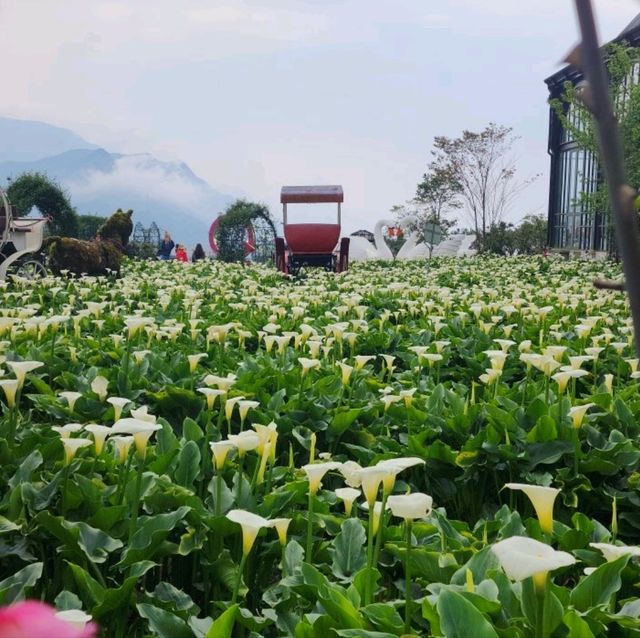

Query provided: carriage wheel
[15,260,48,280]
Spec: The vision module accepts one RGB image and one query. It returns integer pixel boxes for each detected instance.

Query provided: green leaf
[330,408,363,437]
[451,547,500,586]
[54,590,83,611]
[120,506,191,565]
[570,554,630,612]
[206,604,238,638]
[28,376,55,396]
[0,562,43,604]
[182,417,203,441]
[156,420,180,455]
[36,513,122,564]
[0,516,20,533]
[175,440,201,488]
[336,631,398,638]
[137,603,193,638]
[9,450,43,489]
[93,573,146,620]
[436,589,498,638]
[318,582,364,629]
[66,562,105,606]
[21,472,63,513]
[527,415,557,443]
[361,604,404,635]
[352,567,381,604]
[73,520,123,563]
[284,540,305,577]
[213,550,245,597]
[152,582,197,612]
[331,518,367,581]
[563,610,595,638]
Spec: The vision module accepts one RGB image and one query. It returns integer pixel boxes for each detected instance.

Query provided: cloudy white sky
[1,0,639,234]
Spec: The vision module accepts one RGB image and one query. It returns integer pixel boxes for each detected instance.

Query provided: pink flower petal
[0,601,97,638]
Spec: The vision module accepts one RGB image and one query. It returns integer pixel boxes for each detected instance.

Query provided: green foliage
[0,256,639,637]
[216,199,275,263]
[481,214,547,255]
[7,172,79,237]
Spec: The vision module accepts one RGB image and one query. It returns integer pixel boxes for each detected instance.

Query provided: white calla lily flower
[387,492,433,520]
[589,542,640,562]
[492,535,576,583]
[111,418,162,456]
[302,461,342,495]
[505,483,560,534]
[91,375,109,401]
[226,509,271,555]
[107,396,131,421]
[59,391,83,412]
[61,438,93,465]
[6,360,44,389]
[335,487,361,516]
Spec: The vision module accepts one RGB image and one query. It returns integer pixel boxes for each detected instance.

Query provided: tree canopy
[6,172,79,237]
[430,123,535,241]
[216,199,276,263]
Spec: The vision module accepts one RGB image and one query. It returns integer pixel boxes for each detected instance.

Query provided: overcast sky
[1,0,639,234]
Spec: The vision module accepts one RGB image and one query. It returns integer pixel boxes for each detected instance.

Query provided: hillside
[0,118,234,247]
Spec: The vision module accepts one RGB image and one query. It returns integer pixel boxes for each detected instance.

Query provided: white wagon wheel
[14,259,48,280]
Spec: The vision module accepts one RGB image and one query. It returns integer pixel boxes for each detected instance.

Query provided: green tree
[216,199,275,263]
[415,164,462,225]
[77,214,106,240]
[430,123,535,241]
[513,214,547,255]
[480,214,547,255]
[550,42,640,249]
[481,221,517,255]
[6,172,79,237]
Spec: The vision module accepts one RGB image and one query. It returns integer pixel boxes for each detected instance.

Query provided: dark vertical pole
[573,0,640,358]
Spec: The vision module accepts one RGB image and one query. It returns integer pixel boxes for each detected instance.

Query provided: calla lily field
[2,256,640,637]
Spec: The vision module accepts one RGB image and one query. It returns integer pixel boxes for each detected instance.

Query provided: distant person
[158,231,175,260]
[175,244,188,262]
[192,243,206,261]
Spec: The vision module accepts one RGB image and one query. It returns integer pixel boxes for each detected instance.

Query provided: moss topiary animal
[45,209,133,276]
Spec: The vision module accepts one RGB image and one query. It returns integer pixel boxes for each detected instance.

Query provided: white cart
[0,188,48,280]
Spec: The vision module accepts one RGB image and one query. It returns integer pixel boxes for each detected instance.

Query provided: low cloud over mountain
[0,118,233,246]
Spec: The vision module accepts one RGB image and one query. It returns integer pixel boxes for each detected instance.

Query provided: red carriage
[275,185,350,275]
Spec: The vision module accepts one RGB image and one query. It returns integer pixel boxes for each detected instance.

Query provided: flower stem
[404,519,413,634]
[306,490,314,560]
[61,464,70,515]
[372,491,389,577]
[534,572,548,638]
[128,455,145,542]
[573,429,581,477]
[365,506,375,605]
[231,552,248,604]
[536,589,545,638]
[116,451,133,505]
[215,473,223,517]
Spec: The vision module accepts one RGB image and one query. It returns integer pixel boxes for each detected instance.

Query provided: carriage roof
[280,185,343,204]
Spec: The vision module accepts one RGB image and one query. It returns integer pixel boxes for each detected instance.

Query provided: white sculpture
[395,216,432,260]
[349,219,394,261]
[431,235,466,257]
[350,217,478,261]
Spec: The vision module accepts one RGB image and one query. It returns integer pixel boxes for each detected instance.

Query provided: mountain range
[0,117,234,246]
